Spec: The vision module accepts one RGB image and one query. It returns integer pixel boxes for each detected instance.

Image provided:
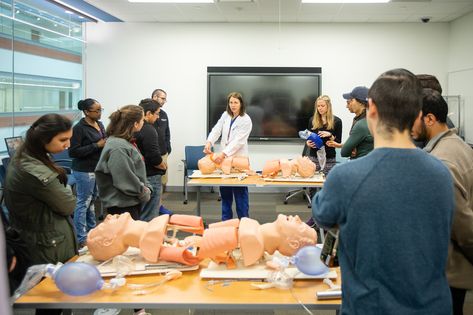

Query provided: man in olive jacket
[412,88,473,315]
[4,153,77,267]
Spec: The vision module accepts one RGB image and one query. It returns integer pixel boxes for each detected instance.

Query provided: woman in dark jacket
[69,98,106,247]
[305,95,342,175]
[4,114,76,315]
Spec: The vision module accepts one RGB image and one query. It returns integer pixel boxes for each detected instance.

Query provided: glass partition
[0,0,84,152]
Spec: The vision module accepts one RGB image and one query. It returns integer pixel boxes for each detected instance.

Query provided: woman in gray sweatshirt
[95,105,151,220]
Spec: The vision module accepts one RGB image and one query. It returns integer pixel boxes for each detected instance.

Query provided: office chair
[51,149,76,187]
[0,158,10,220]
[51,149,72,174]
[1,157,10,170]
[0,163,6,205]
[182,145,206,204]
[284,145,313,208]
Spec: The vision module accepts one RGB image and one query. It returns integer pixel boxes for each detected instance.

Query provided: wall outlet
[177,164,183,171]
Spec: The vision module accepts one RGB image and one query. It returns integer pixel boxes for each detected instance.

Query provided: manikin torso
[262,156,316,178]
[198,154,252,175]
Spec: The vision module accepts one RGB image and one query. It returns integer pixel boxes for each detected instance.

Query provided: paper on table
[189,170,246,179]
[200,251,336,280]
[263,173,325,183]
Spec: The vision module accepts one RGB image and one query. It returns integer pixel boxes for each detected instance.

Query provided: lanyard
[228,116,238,141]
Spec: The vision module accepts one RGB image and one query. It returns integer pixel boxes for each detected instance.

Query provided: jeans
[140,174,162,222]
[72,171,97,244]
[219,186,249,221]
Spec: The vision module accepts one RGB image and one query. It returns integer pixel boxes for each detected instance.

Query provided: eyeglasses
[87,108,104,113]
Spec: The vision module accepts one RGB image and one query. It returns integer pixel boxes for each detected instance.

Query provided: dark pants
[107,204,141,220]
[35,309,62,315]
[309,157,337,198]
[450,286,467,315]
[220,186,249,221]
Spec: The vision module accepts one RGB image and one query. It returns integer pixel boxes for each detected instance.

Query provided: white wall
[85,22,450,187]
[447,11,473,144]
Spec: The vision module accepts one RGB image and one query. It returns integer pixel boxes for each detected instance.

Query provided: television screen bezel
[207,66,322,142]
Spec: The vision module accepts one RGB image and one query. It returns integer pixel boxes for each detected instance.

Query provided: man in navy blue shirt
[312,68,454,315]
[152,88,173,215]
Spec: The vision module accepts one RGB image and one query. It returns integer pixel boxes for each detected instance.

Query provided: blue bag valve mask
[298,129,327,171]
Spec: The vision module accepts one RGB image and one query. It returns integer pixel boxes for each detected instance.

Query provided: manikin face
[316,100,328,116]
[44,129,72,154]
[87,213,133,261]
[411,114,429,142]
[228,97,241,117]
[274,214,316,256]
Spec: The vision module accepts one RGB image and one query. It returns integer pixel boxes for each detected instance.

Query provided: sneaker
[93,309,121,315]
[159,205,173,215]
[133,309,151,315]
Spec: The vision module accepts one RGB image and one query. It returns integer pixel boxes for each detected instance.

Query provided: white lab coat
[207,112,252,157]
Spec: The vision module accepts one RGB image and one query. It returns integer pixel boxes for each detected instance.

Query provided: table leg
[196,186,201,216]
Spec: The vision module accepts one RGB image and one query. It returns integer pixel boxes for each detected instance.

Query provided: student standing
[412,88,473,315]
[136,99,167,222]
[95,105,151,220]
[152,88,173,215]
[305,95,342,174]
[4,114,77,315]
[313,69,454,314]
[204,92,252,221]
[328,86,373,159]
[69,98,106,247]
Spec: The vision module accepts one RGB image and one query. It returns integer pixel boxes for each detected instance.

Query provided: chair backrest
[51,149,72,174]
[4,136,23,157]
[51,148,71,161]
[1,157,10,171]
[185,145,206,170]
[0,164,6,186]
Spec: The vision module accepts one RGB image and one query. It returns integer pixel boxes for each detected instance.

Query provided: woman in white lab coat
[204,92,253,221]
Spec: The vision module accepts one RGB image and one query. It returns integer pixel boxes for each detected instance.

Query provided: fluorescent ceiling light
[128,0,214,3]
[302,0,390,3]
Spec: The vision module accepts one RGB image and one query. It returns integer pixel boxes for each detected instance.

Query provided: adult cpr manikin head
[87,213,133,261]
[260,214,316,256]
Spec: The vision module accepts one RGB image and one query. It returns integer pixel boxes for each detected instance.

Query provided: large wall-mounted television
[207,67,322,141]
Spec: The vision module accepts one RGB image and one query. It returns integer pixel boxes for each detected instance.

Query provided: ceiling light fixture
[128,0,214,3]
[302,0,390,3]
[48,0,99,22]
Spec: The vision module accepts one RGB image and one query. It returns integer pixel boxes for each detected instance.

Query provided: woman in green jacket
[5,114,77,302]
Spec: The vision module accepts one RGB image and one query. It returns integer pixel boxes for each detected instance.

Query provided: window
[0,0,85,152]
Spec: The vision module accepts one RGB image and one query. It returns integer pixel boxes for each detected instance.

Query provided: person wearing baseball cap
[327,86,373,159]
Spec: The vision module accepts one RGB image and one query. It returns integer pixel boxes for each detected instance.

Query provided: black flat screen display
[207,67,322,141]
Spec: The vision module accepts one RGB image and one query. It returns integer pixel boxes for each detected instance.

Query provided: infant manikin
[87,213,316,268]
[262,156,316,178]
[198,154,255,175]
